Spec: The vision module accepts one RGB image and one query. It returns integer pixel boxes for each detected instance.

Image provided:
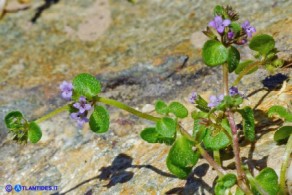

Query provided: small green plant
[4,5,289,194]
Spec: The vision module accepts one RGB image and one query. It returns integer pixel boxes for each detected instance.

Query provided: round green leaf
[268,105,292,122]
[249,34,275,56]
[227,46,240,73]
[140,127,175,145]
[202,40,228,67]
[166,159,192,179]
[28,122,42,143]
[155,100,169,115]
[218,173,237,188]
[4,111,24,129]
[89,106,110,133]
[166,136,200,179]
[215,174,238,195]
[253,168,280,195]
[203,123,231,150]
[169,102,188,118]
[156,117,176,138]
[274,126,292,142]
[238,107,255,142]
[214,183,226,195]
[72,73,101,101]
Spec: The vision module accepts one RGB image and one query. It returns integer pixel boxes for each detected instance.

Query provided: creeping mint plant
[4,5,290,195]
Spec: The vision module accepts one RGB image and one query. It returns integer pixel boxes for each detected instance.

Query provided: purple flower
[227,31,234,39]
[229,86,239,96]
[70,112,89,127]
[189,92,198,104]
[208,94,224,108]
[60,81,73,100]
[73,96,92,114]
[241,20,256,37]
[209,16,231,34]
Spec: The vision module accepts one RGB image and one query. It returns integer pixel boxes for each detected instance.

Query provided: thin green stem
[213,150,221,166]
[97,96,226,177]
[35,104,70,124]
[280,134,292,194]
[33,95,226,182]
[232,61,262,86]
[96,96,160,122]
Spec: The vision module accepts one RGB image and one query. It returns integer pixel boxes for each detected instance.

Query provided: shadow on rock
[97,153,134,188]
[261,73,289,90]
[165,163,213,195]
[54,153,176,194]
[98,153,176,188]
[31,0,60,23]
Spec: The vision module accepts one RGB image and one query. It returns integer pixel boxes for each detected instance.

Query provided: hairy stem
[232,61,262,86]
[96,96,160,122]
[35,104,70,124]
[227,110,252,194]
[280,134,292,194]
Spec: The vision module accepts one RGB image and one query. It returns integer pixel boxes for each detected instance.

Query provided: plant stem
[213,150,221,166]
[223,63,229,95]
[227,110,252,194]
[97,96,226,177]
[280,134,292,194]
[222,62,252,193]
[34,95,226,182]
[96,96,160,122]
[232,61,262,86]
[196,143,226,176]
[35,104,70,124]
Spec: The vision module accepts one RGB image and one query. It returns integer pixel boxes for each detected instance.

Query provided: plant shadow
[31,0,60,23]
[165,163,213,195]
[239,73,288,173]
[53,153,176,195]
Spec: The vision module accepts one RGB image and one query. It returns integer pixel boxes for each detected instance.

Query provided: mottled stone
[0,0,292,194]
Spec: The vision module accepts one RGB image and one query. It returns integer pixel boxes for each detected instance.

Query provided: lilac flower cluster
[241,21,256,38]
[189,87,242,108]
[208,16,231,34]
[60,81,92,127]
[189,92,198,104]
[207,14,256,45]
[229,86,239,96]
[208,94,224,108]
[59,81,73,100]
[70,96,92,127]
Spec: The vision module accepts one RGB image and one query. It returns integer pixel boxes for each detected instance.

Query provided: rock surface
[0,0,291,194]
